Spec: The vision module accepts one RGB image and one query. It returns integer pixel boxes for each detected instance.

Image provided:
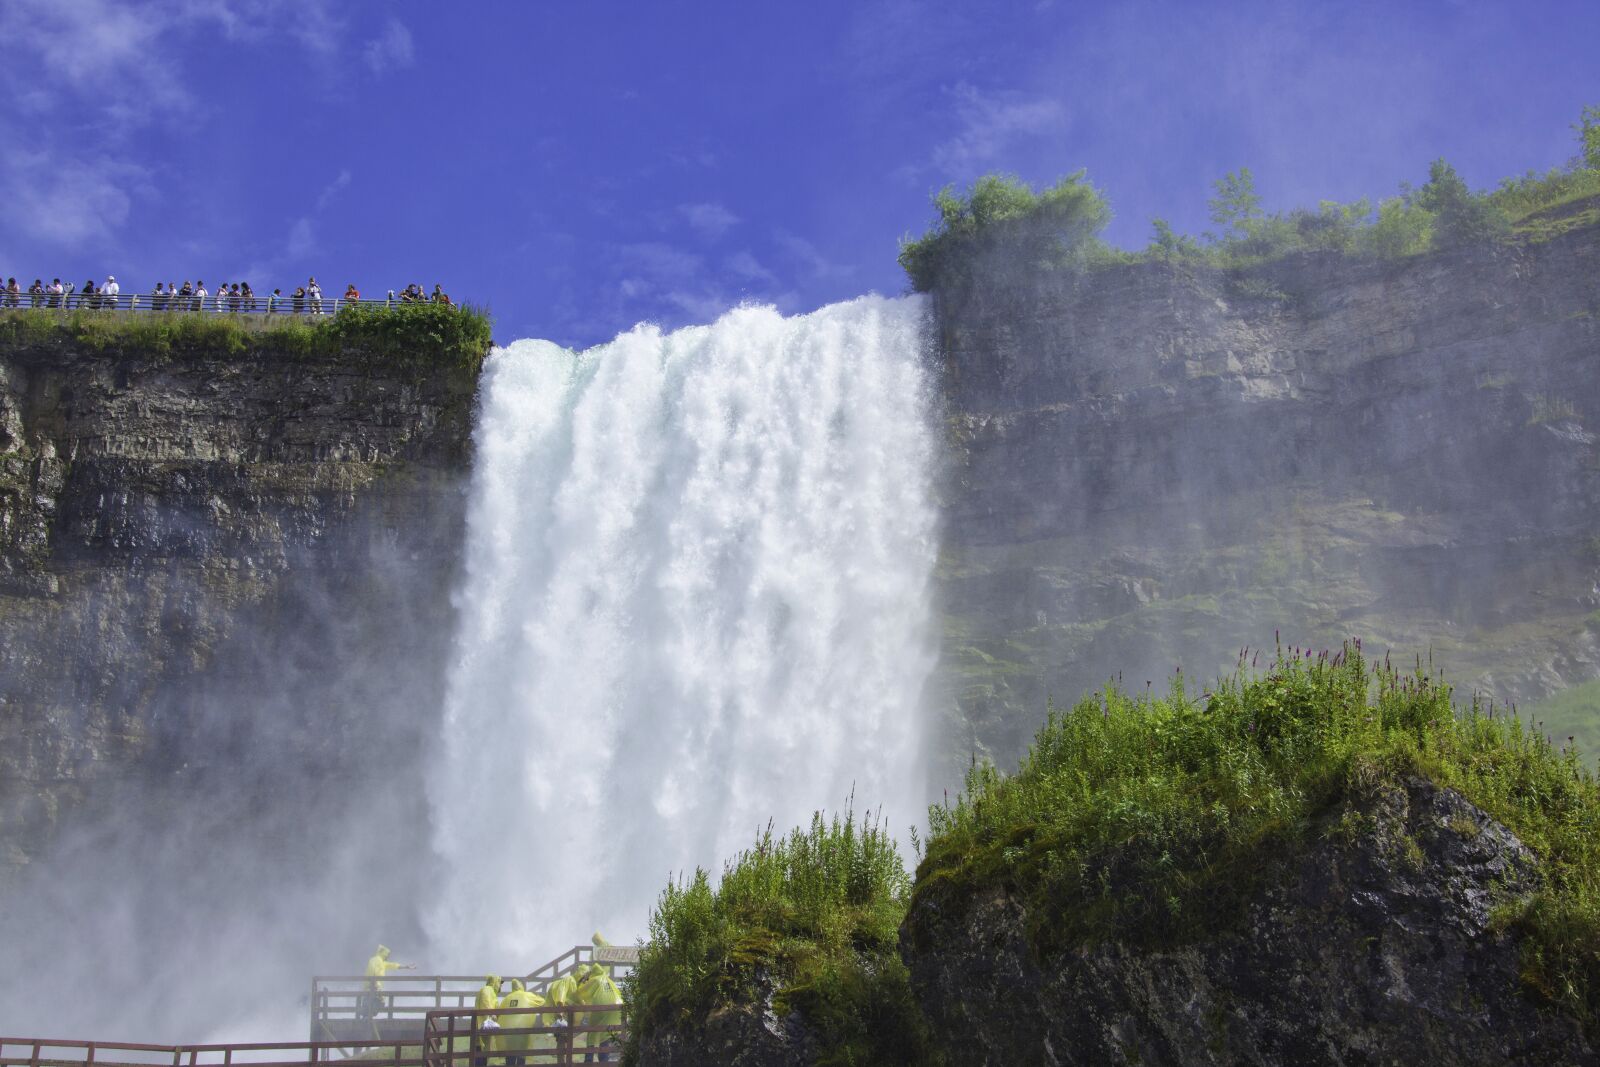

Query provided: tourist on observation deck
[47,279,63,307]
[29,280,44,307]
[292,285,306,314]
[78,280,96,310]
[152,282,167,310]
[215,283,228,312]
[268,287,282,313]
[227,284,242,313]
[307,277,323,313]
[102,276,119,309]
[194,281,208,311]
[431,284,452,305]
[241,282,255,311]
[3,278,18,307]
[344,283,360,303]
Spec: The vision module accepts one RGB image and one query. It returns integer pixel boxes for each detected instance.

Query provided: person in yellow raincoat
[361,945,414,1021]
[473,975,502,1067]
[575,963,624,1063]
[494,982,547,1066]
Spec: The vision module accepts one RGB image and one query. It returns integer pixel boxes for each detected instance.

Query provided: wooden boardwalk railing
[423,1005,624,1067]
[2,946,636,1067]
[309,946,638,1046]
[0,1036,427,1067]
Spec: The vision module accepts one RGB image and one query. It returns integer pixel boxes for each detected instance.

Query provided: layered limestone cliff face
[0,333,476,881]
[935,211,1600,769]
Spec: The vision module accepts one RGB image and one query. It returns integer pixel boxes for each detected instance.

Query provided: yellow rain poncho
[365,945,404,991]
[493,987,548,1058]
[576,964,623,1052]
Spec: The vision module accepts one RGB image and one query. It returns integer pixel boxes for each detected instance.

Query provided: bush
[1415,158,1511,248]
[1578,104,1600,171]
[1360,195,1434,258]
[625,810,938,1066]
[898,172,1112,292]
[917,641,1600,1020]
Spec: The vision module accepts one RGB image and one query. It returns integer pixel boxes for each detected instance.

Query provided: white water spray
[425,295,939,964]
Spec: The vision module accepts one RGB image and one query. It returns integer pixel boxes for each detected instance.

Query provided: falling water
[424,295,939,964]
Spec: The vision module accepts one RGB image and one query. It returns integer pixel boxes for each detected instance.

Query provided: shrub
[625,810,938,1066]
[917,642,1600,1021]
[1360,195,1434,258]
[898,172,1112,292]
[1578,104,1600,171]
[1415,158,1511,248]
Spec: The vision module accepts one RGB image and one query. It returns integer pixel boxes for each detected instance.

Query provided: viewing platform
[0,293,455,316]
[0,945,639,1067]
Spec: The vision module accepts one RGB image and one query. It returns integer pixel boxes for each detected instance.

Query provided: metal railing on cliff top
[0,292,451,315]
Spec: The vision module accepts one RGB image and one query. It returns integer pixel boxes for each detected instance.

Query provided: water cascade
[425,295,940,964]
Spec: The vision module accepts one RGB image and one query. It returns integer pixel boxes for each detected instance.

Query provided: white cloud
[930,81,1066,173]
[678,202,741,241]
[286,218,317,259]
[773,232,856,282]
[724,251,777,285]
[316,169,353,210]
[363,19,415,75]
[0,2,189,117]
[0,0,354,256]
[2,150,144,248]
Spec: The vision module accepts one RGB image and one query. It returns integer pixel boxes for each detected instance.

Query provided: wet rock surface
[935,219,1600,771]
[0,335,475,879]
[632,970,819,1067]
[902,777,1597,1066]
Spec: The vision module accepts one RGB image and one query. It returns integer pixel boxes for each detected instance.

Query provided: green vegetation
[1526,680,1600,763]
[901,103,1600,288]
[916,643,1600,1019]
[0,301,493,375]
[624,810,939,1066]
[897,171,1113,292]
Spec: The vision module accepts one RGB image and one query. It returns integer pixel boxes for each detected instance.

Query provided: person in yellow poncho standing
[361,945,415,1025]
[494,982,546,1067]
[473,975,502,1067]
[575,963,623,1063]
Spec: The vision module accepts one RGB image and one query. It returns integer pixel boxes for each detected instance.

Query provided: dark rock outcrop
[631,969,818,1067]
[902,777,1596,1066]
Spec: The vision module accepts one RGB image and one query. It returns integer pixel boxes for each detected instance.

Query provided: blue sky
[2,1,1596,347]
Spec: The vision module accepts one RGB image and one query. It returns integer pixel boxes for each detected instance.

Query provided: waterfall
[424,295,940,964]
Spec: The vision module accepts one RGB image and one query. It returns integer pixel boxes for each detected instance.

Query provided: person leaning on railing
[3,277,19,307]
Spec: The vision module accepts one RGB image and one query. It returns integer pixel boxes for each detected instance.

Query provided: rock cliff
[900,776,1596,1066]
[0,329,476,882]
[934,208,1600,770]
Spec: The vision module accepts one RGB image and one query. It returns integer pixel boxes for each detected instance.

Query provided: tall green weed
[625,809,937,1066]
[917,642,1600,1020]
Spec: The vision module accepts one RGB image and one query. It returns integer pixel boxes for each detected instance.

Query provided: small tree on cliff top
[898,171,1112,292]
[1577,104,1600,171]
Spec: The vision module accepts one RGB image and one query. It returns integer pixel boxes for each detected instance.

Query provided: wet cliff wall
[0,328,477,887]
[934,206,1600,769]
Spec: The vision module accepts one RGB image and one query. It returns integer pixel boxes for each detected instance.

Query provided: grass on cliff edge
[0,301,492,375]
[623,810,940,1067]
[916,641,1600,1019]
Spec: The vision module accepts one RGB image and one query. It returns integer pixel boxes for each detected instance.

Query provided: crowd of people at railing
[0,274,455,312]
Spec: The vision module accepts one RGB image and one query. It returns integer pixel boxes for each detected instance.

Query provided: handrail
[0,1035,428,1067]
[0,294,458,314]
[308,947,634,1045]
[421,1005,625,1067]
